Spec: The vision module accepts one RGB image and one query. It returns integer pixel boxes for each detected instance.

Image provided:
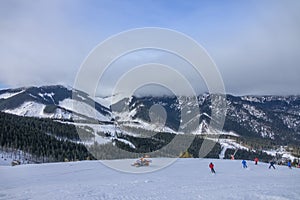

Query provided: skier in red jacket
[209,162,216,173]
[254,157,259,165]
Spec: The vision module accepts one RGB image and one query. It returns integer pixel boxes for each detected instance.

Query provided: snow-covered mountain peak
[0,85,112,122]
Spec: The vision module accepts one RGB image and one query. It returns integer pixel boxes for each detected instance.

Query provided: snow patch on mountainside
[120,119,177,134]
[242,104,267,120]
[50,108,72,119]
[263,146,298,161]
[4,101,46,117]
[38,92,55,104]
[113,108,137,122]
[192,122,239,137]
[59,98,110,121]
[3,101,74,119]
[0,90,24,99]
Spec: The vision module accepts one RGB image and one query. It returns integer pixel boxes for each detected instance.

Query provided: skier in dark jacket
[242,160,247,168]
[209,162,216,173]
[269,161,276,169]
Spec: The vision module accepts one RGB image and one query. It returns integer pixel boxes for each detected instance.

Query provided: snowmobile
[131,156,152,167]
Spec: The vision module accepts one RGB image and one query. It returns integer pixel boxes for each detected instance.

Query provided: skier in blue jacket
[242,160,247,168]
[287,160,292,169]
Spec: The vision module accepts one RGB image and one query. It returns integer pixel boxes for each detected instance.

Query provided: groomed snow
[0,158,299,200]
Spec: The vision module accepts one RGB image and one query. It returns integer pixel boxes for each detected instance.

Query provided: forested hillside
[0,112,93,163]
[0,110,290,164]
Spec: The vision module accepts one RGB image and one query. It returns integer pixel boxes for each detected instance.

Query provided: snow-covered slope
[112,94,300,144]
[0,159,299,200]
[4,101,46,117]
[0,89,24,99]
[59,98,110,121]
[1,86,300,143]
[0,85,112,121]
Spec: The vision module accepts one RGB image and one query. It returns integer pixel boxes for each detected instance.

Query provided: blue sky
[0,0,299,95]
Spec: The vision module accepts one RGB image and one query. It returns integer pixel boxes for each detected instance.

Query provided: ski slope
[0,158,299,200]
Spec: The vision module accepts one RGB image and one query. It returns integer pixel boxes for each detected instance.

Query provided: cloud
[0,0,299,95]
[96,49,208,97]
[198,1,300,95]
[0,0,97,87]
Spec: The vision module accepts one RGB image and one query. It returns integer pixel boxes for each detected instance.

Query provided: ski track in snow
[0,159,299,200]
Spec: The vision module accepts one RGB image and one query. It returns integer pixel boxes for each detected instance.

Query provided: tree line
[0,112,93,163]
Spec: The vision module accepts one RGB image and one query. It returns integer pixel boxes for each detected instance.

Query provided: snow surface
[0,150,34,166]
[0,151,14,166]
[0,158,299,200]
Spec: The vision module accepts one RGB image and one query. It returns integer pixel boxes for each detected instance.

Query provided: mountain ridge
[0,85,299,163]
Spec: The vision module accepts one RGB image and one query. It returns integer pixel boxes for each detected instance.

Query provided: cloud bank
[0,0,299,96]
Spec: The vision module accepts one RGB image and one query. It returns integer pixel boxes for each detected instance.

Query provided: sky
[0,0,300,96]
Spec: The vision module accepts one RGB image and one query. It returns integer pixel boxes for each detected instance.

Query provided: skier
[230,154,235,160]
[287,160,292,169]
[269,161,276,169]
[209,162,216,174]
[242,160,247,168]
[254,157,259,165]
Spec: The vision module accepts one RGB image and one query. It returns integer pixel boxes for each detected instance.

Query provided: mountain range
[0,85,299,162]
